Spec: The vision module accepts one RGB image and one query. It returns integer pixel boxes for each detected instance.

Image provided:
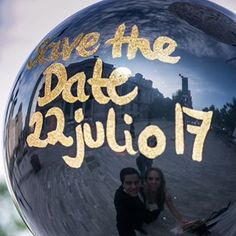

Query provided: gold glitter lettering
[106,108,137,155]
[88,59,138,105]
[62,71,89,103]
[106,23,180,64]
[27,32,101,69]
[153,36,180,64]
[27,25,181,69]
[183,106,213,162]
[27,104,213,168]
[87,58,110,104]
[123,114,137,155]
[62,34,84,60]
[107,108,126,152]
[106,23,126,58]
[108,67,138,105]
[63,109,85,168]
[138,125,166,159]
[83,122,105,148]
[175,103,184,155]
[26,112,48,148]
[39,59,137,108]
[27,39,51,69]
[127,25,140,59]
[38,63,67,107]
[48,41,61,61]
[46,107,73,147]
[76,32,100,57]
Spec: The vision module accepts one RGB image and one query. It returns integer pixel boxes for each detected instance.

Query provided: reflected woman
[142,167,188,225]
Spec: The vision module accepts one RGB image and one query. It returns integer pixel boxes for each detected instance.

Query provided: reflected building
[121,73,163,120]
[179,73,192,108]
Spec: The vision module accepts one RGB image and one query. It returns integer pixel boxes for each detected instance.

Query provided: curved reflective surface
[3,0,236,235]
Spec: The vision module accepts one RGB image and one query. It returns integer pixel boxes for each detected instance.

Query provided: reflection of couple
[114,167,187,236]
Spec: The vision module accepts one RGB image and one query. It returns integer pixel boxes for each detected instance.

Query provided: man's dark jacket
[114,186,148,236]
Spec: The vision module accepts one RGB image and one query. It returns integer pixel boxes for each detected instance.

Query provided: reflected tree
[149,96,175,121]
[203,97,236,135]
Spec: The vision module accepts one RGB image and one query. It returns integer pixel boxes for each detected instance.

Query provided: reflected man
[114,167,147,236]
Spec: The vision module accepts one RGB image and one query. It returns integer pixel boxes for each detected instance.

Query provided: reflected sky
[103,50,236,109]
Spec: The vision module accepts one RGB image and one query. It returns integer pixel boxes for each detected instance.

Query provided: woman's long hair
[144,167,166,211]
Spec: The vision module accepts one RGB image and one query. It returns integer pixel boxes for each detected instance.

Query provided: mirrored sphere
[4,0,236,235]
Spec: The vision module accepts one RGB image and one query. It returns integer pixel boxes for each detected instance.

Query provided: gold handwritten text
[38,58,138,107]
[27,103,212,168]
[28,32,100,69]
[175,103,213,162]
[106,23,180,64]
[27,24,181,69]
